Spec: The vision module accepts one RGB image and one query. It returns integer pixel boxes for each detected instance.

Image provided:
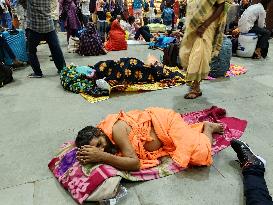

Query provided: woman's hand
[196,24,207,37]
[77,145,105,165]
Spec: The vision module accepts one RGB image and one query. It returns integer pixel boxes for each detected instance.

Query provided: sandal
[184,90,202,99]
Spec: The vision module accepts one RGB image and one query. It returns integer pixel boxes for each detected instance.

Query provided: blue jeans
[243,165,273,205]
[26,29,66,75]
[1,12,12,29]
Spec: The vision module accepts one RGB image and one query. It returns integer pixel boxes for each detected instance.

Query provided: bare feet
[203,121,224,134]
[203,121,224,143]
[253,48,262,59]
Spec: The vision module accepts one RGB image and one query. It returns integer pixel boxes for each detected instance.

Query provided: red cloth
[181,106,248,155]
[105,20,127,51]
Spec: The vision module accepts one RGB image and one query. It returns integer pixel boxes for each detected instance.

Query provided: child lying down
[76,107,224,171]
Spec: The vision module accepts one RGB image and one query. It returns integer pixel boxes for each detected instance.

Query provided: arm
[77,121,140,171]
[196,2,225,37]
[257,9,266,28]
[109,120,140,171]
[100,151,140,171]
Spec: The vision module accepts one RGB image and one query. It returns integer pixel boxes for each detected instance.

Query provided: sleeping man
[76,107,223,171]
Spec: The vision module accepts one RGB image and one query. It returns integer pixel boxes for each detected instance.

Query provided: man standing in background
[19,0,66,78]
[81,0,91,27]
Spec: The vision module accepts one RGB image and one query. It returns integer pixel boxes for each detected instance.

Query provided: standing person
[230,139,273,205]
[89,0,96,23]
[161,2,174,30]
[233,0,271,59]
[133,0,143,25]
[18,0,66,78]
[96,0,107,41]
[81,0,90,27]
[179,0,186,18]
[179,0,232,99]
[122,0,129,20]
[0,0,12,29]
[238,0,251,17]
[51,0,59,31]
[12,0,26,29]
[59,0,81,46]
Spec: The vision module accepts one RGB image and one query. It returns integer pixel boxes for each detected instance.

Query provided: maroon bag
[163,42,180,67]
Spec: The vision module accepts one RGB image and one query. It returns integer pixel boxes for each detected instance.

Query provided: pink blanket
[48,106,247,204]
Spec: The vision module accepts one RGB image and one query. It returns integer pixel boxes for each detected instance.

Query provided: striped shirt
[26,0,55,33]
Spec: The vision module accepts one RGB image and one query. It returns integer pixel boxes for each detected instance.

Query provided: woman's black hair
[75,126,118,154]
[75,126,101,148]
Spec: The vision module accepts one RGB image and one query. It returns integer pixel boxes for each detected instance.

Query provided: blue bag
[1,29,28,65]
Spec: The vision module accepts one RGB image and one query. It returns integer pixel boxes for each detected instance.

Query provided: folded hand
[77,145,105,165]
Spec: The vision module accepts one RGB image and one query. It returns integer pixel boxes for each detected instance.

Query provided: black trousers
[249,26,270,58]
[26,29,66,75]
[134,26,153,42]
[243,165,273,205]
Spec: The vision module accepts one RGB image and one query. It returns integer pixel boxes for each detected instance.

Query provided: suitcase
[1,29,28,65]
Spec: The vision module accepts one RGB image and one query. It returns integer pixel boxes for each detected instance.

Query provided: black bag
[163,43,180,67]
[0,62,13,87]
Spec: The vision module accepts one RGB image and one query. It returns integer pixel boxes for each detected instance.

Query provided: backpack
[0,62,13,87]
[163,42,180,67]
[163,8,173,24]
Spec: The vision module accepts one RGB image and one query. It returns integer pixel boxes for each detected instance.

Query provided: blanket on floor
[48,106,247,204]
[60,58,186,103]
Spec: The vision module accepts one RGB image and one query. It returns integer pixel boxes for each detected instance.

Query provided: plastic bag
[99,186,128,205]
[96,78,111,91]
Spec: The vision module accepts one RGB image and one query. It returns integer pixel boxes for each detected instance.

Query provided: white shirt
[120,20,136,39]
[81,0,91,15]
[238,3,266,33]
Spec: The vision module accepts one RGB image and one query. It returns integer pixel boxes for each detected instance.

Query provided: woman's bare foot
[203,121,224,143]
[204,121,224,134]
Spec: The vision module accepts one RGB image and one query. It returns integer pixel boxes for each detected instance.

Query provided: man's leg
[243,166,273,205]
[231,140,273,205]
[249,26,270,58]
[134,28,142,40]
[27,29,43,76]
[45,30,66,72]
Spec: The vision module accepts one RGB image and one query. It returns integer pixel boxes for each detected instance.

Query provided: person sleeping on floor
[76,107,224,171]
